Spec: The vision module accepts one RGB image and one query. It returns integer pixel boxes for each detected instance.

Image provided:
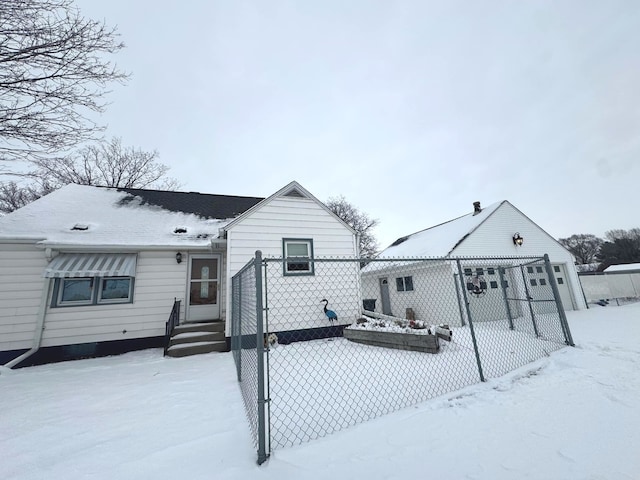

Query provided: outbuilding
[361,200,586,326]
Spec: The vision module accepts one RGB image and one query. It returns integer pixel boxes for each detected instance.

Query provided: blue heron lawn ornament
[321,299,338,325]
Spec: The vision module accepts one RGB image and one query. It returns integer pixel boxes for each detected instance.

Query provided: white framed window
[283,238,314,276]
[54,277,134,307]
[396,276,414,292]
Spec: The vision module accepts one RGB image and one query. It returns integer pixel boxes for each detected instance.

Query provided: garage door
[524,263,575,311]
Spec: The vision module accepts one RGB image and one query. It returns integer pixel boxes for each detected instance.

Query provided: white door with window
[186,255,221,322]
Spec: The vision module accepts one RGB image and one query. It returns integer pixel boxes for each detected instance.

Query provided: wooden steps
[166,321,227,357]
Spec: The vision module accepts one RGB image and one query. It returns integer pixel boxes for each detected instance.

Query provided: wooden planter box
[344,327,440,354]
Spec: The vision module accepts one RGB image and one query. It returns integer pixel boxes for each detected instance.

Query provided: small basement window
[396,276,414,292]
[283,238,314,276]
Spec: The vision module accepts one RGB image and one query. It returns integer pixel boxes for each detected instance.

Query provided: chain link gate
[232,252,574,464]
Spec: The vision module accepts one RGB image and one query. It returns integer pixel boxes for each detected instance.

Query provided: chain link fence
[232,253,574,464]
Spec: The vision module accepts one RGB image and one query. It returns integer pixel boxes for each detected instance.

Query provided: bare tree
[558,234,604,265]
[0,180,54,213]
[597,228,640,270]
[326,195,379,258]
[0,0,128,165]
[30,137,181,189]
[0,138,180,213]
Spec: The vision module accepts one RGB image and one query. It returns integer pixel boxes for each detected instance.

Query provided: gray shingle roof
[115,187,264,220]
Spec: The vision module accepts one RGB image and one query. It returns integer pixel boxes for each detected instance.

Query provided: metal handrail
[164,298,181,356]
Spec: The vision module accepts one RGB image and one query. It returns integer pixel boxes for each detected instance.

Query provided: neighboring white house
[579,263,640,303]
[361,201,587,326]
[0,181,358,366]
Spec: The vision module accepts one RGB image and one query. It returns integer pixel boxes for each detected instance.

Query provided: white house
[0,181,358,367]
[361,201,586,327]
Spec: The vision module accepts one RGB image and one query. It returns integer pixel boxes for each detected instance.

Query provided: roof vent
[174,227,187,234]
[473,201,482,215]
[283,188,305,198]
[71,224,89,231]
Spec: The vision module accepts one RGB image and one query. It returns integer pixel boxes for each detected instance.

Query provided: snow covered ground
[1,303,639,480]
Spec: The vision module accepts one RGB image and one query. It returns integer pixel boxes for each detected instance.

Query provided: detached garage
[361,200,586,326]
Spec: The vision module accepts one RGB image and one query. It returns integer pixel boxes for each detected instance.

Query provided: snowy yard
[2,303,640,479]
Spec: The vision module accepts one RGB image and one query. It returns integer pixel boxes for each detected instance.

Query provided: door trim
[186,253,221,322]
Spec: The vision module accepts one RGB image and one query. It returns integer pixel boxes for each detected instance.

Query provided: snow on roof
[377,201,505,259]
[603,263,640,273]
[0,184,243,248]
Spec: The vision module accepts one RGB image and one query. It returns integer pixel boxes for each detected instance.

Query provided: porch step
[166,321,227,358]
[166,341,227,357]
[173,321,225,334]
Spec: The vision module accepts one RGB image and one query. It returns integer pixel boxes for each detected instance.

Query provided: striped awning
[43,253,137,278]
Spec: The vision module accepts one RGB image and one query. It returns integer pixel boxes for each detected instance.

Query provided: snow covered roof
[377,201,506,258]
[603,263,640,273]
[0,184,264,248]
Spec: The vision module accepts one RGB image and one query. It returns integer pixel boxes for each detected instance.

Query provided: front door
[187,255,221,322]
[379,277,392,315]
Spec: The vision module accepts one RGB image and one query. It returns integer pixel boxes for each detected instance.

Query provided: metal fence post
[456,260,485,382]
[498,266,514,330]
[543,254,575,346]
[255,250,269,465]
[236,275,242,382]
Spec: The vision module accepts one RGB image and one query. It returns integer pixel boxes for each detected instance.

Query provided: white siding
[361,262,466,326]
[452,203,586,310]
[40,250,192,347]
[226,196,358,335]
[0,243,47,351]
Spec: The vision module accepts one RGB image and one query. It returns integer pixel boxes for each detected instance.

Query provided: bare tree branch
[558,234,603,265]
[29,137,181,189]
[1,137,181,213]
[326,195,380,258]
[0,0,128,164]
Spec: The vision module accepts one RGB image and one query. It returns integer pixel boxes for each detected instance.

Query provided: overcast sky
[76,0,640,249]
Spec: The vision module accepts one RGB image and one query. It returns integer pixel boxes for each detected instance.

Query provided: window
[530,279,538,286]
[98,278,133,303]
[396,276,414,292]
[490,281,498,289]
[487,268,495,275]
[464,268,472,276]
[59,278,94,305]
[475,268,484,276]
[283,238,314,276]
[539,278,547,286]
[557,277,564,284]
[527,266,534,273]
[55,277,133,307]
[554,265,561,273]
[536,266,543,273]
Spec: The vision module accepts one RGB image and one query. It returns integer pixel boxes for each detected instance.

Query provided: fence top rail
[264,255,548,264]
[235,257,257,277]
[579,270,640,276]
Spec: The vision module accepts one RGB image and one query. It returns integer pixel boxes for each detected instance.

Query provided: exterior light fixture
[175,252,183,264]
[513,233,524,246]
